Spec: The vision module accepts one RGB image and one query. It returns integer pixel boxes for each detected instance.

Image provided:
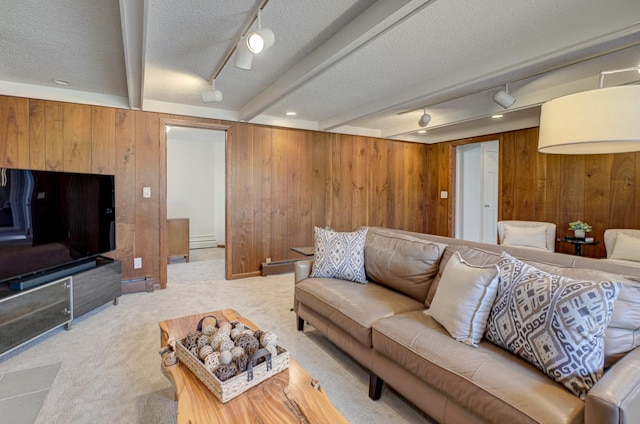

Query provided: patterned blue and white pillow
[484,253,620,399]
[310,227,368,284]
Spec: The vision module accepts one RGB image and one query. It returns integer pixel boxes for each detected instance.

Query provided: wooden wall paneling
[367,137,388,228]
[541,153,562,250]
[232,123,256,277]
[636,152,640,229]
[514,129,537,221]
[387,141,402,229]
[556,155,585,255]
[28,99,46,169]
[91,106,116,175]
[44,101,64,171]
[415,143,430,232]
[62,103,92,173]
[403,143,416,231]
[352,136,367,230]
[583,154,612,258]
[114,109,136,279]
[253,125,268,267]
[609,153,636,229]
[425,142,450,236]
[440,142,453,236]
[134,111,161,285]
[284,129,302,257]
[297,131,314,249]
[0,96,29,168]
[270,127,288,265]
[499,132,516,220]
[311,132,328,231]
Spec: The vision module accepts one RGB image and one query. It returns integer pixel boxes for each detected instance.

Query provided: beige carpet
[0,249,431,423]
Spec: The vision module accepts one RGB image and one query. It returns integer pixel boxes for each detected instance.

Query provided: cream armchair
[603,229,640,266]
[497,220,556,252]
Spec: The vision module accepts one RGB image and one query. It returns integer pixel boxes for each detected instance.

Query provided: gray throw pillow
[310,227,368,284]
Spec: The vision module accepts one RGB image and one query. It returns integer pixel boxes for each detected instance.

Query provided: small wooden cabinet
[167,218,190,262]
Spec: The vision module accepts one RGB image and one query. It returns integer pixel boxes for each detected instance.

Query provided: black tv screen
[0,168,115,285]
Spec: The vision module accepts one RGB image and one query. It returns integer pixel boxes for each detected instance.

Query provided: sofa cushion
[427,251,499,347]
[295,277,425,347]
[311,226,368,283]
[364,227,447,302]
[372,311,584,423]
[485,253,621,399]
[610,232,640,263]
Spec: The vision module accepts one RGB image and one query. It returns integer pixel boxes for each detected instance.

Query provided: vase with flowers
[568,220,592,239]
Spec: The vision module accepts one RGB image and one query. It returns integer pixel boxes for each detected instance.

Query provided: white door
[481,143,498,243]
[455,140,498,243]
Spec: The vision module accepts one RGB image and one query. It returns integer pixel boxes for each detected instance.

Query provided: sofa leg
[369,372,384,400]
[297,316,305,331]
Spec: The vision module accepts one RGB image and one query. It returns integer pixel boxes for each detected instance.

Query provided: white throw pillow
[610,232,640,262]
[502,224,547,250]
[427,251,499,347]
[310,227,368,283]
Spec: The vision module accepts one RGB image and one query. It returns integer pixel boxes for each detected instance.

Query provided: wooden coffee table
[159,309,348,424]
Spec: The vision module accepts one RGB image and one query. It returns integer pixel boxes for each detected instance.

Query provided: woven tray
[175,323,289,403]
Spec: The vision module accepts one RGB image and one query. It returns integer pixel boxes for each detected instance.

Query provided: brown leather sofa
[294,227,640,423]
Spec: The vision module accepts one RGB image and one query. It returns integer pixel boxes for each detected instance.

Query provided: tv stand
[0,256,121,357]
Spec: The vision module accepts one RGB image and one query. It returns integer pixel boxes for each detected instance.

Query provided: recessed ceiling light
[491,114,504,119]
[52,79,70,86]
[286,111,297,116]
[417,130,427,134]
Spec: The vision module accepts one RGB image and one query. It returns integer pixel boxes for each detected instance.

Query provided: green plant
[568,220,592,232]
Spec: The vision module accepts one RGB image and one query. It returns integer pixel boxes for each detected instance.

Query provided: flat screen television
[0,168,115,288]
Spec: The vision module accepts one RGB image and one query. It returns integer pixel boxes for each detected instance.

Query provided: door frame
[159,118,232,285]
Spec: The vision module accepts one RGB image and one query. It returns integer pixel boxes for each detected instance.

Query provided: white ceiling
[1,0,639,144]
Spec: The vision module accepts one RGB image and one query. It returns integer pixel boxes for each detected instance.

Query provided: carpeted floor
[0,248,432,423]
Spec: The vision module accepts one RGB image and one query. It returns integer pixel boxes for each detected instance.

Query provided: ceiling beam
[318,24,640,132]
[119,0,145,110]
[237,0,436,122]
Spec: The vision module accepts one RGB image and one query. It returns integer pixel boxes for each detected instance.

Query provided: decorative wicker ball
[234,322,245,332]
[199,345,214,360]
[235,354,249,372]
[265,344,278,358]
[197,334,210,347]
[219,339,234,352]
[204,352,220,372]
[218,322,232,337]
[189,345,199,357]
[230,328,241,341]
[260,331,278,347]
[209,332,228,350]
[241,329,254,337]
[162,351,177,367]
[235,334,260,357]
[202,324,217,336]
[219,349,233,365]
[184,331,201,348]
[214,363,237,381]
[230,346,245,360]
[253,330,264,343]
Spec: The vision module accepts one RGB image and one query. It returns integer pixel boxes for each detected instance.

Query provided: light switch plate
[143,187,151,198]
[440,191,448,199]
[134,257,142,269]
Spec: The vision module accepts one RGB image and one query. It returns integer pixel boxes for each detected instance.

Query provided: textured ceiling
[1,0,639,143]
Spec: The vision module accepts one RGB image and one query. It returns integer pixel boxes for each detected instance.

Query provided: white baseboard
[190,234,217,249]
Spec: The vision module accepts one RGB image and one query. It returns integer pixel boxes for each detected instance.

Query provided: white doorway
[166,127,226,249]
[455,140,498,243]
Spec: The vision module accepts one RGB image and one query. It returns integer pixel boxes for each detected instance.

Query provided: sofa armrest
[586,346,640,423]
[295,259,314,284]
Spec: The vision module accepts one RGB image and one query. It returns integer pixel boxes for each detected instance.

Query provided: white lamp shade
[538,85,640,154]
[234,38,253,70]
[493,90,516,109]
[202,87,223,103]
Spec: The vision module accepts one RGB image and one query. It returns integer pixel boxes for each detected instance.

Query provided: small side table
[558,237,599,256]
[291,246,315,257]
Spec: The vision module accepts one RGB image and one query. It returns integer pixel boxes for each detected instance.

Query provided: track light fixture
[493,83,516,109]
[418,108,431,127]
[201,79,223,103]
[234,10,275,69]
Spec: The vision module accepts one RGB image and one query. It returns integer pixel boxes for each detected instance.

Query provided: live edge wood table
[159,309,348,424]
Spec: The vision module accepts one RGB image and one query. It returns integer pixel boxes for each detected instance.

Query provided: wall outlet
[265,257,271,263]
[440,191,448,199]
[134,257,142,269]
[143,187,151,198]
